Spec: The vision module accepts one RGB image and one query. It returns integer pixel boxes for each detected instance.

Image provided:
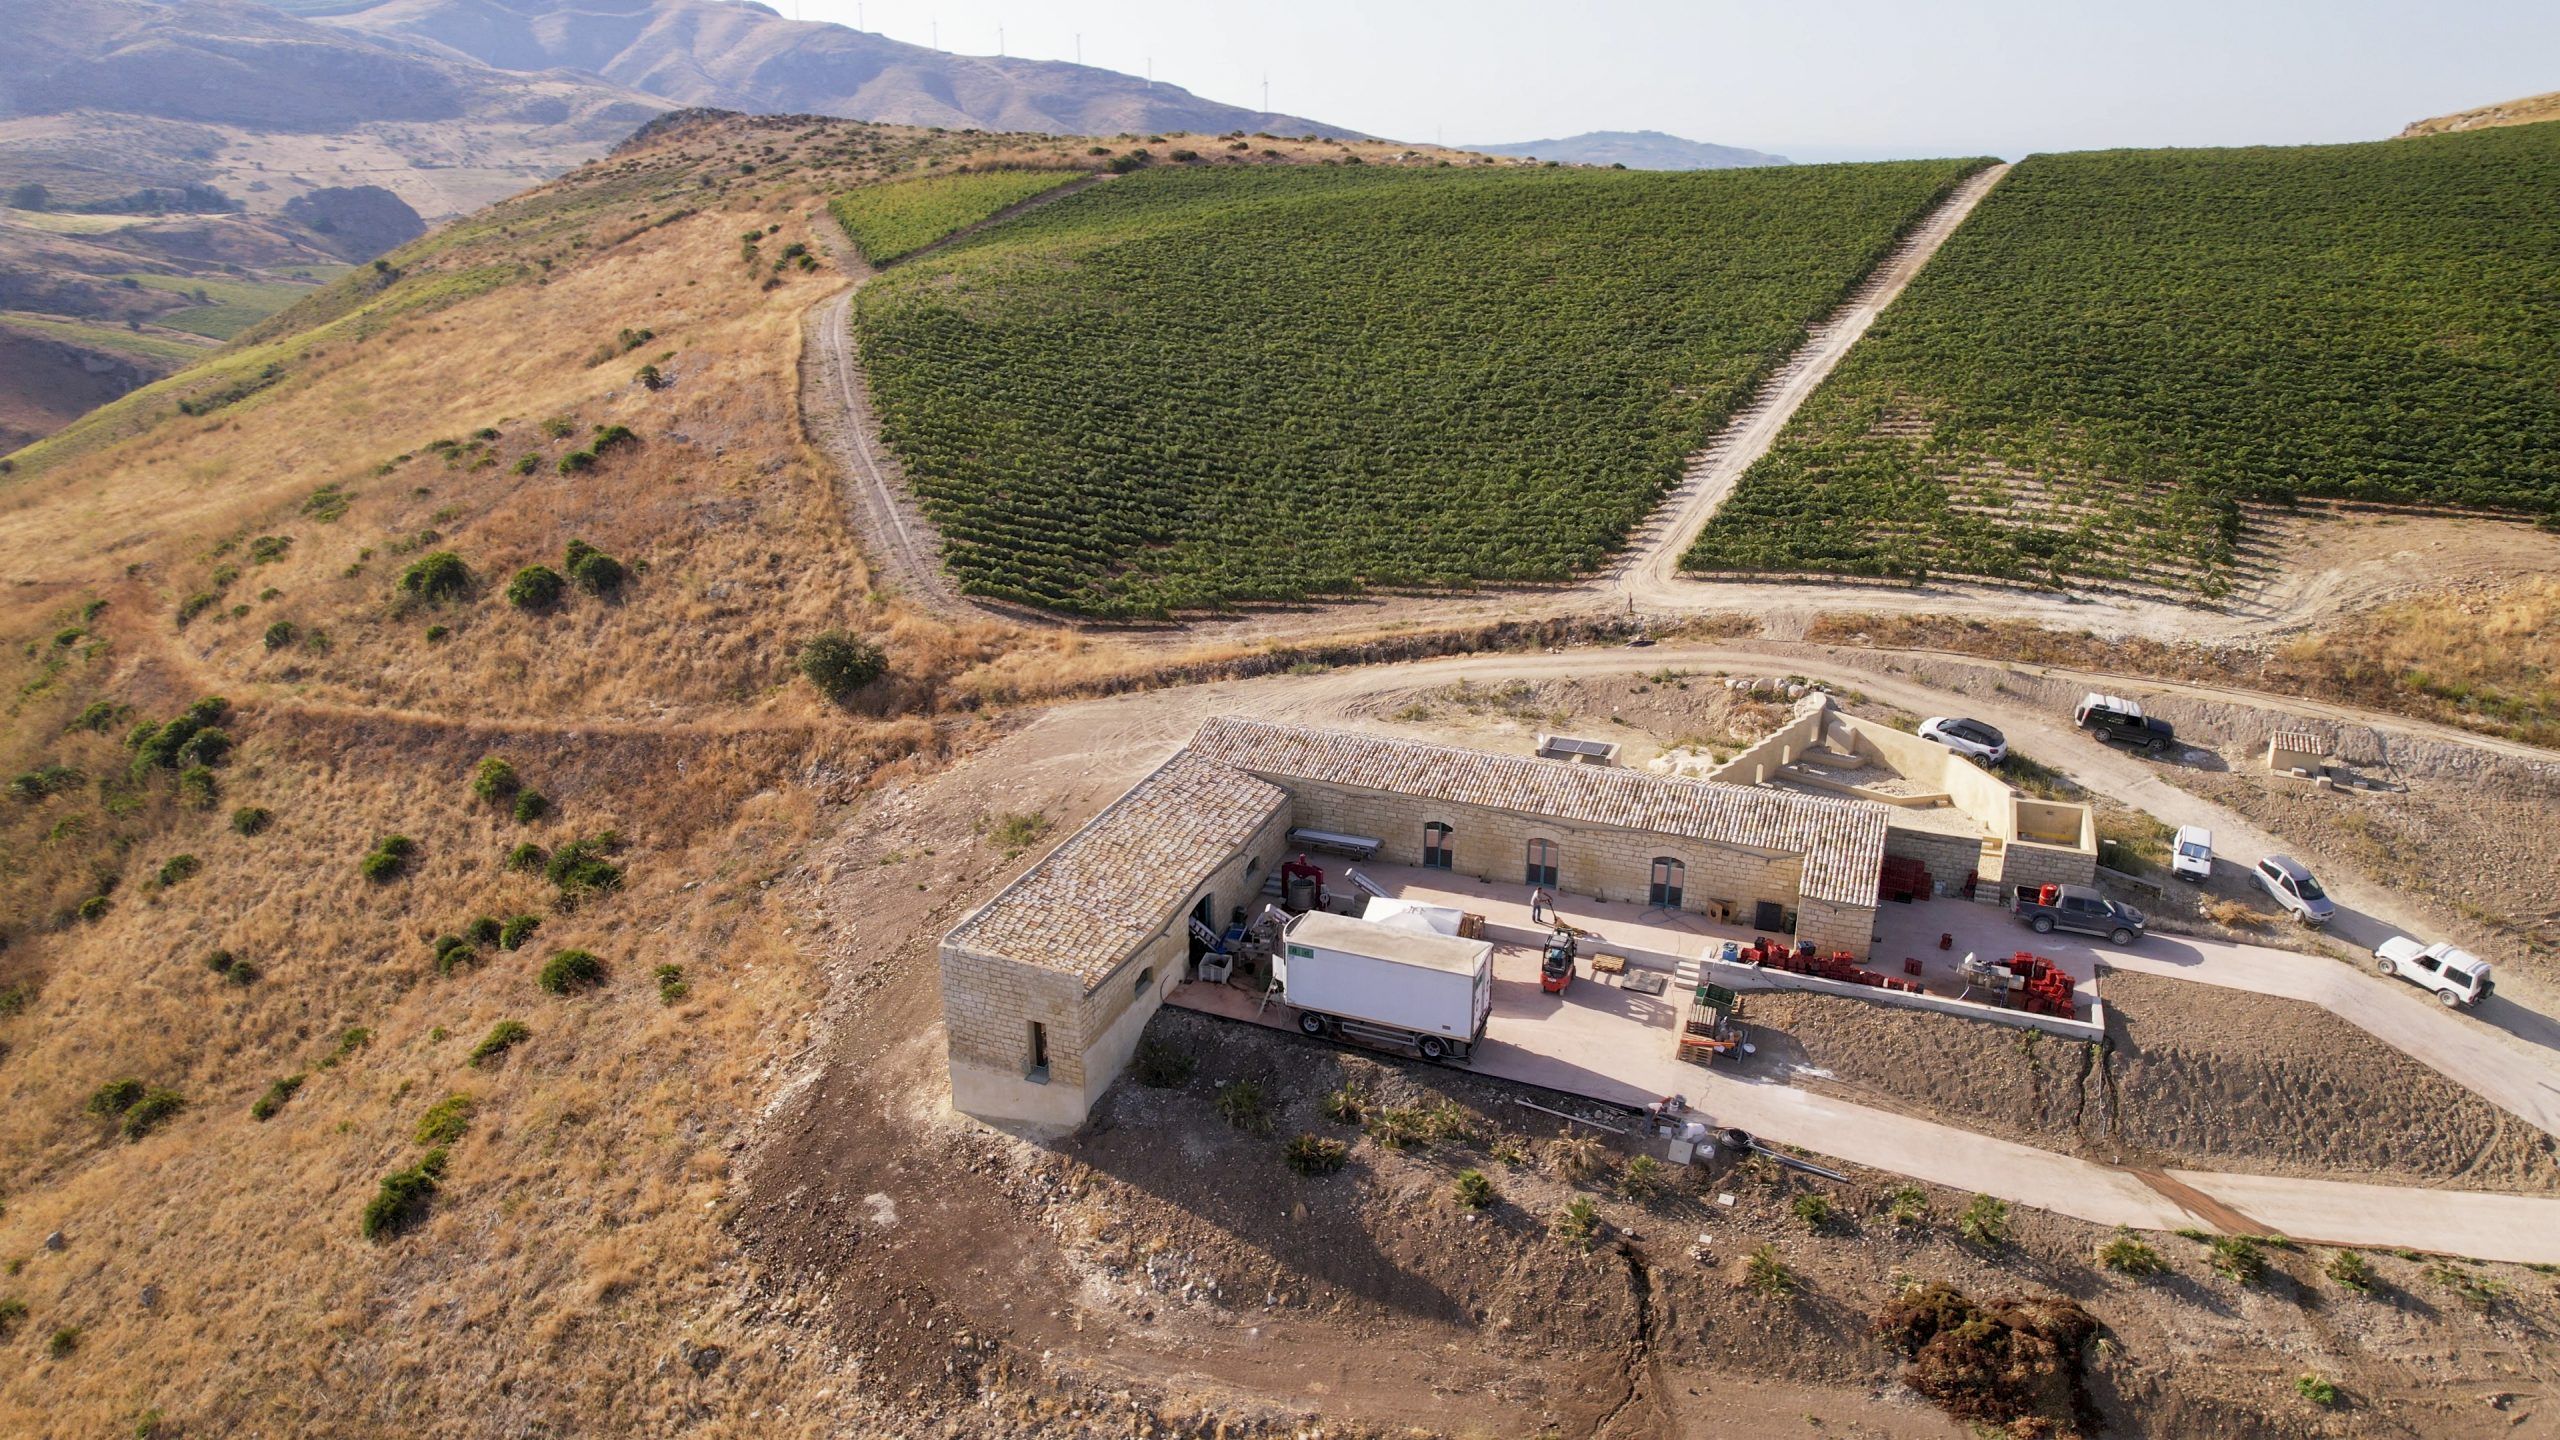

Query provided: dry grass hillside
[2401,90,2560,136]
[0,110,1546,1436]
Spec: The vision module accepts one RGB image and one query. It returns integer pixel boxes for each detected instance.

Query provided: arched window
[1524,838,1559,889]
[1135,965,1156,996]
[1423,821,1455,870]
[1649,857,1686,909]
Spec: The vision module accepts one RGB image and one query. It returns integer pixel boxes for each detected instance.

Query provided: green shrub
[86,1077,145,1118]
[1213,1078,1271,1133]
[557,449,597,474]
[176,727,230,766]
[154,853,201,887]
[397,551,471,602]
[204,949,256,984]
[2426,1261,2506,1310]
[469,1020,530,1067]
[592,424,638,452]
[7,764,84,802]
[77,894,109,922]
[2325,1248,2374,1293]
[654,963,688,1005]
[1791,1192,1835,1230]
[431,933,474,974]
[1285,1133,1349,1175]
[536,948,605,994]
[635,363,664,390]
[2208,1235,2268,1285]
[498,914,541,949]
[1452,1168,1496,1210]
[1366,1106,1427,1150]
[504,565,565,610]
[2098,1229,2166,1277]
[231,805,272,836]
[0,1298,25,1338]
[424,624,450,643]
[540,415,576,439]
[262,620,297,650]
[47,1325,79,1358]
[2296,1374,2338,1406]
[175,592,216,626]
[544,834,624,904]
[797,631,887,699]
[1958,1193,2010,1247]
[465,916,503,947]
[512,789,549,823]
[1554,1195,1601,1249]
[1621,1155,1669,1203]
[301,484,350,521]
[177,765,218,810]
[119,1087,183,1141]
[250,1074,304,1121]
[1744,1245,1796,1296]
[1319,1085,1367,1125]
[564,541,627,595]
[1131,1037,1194,1087]
[360,834,416,881]
[471,756,520,803]
[504,842,547,874]
[68,700,125,733]
[1886,1184,1929,1227]
[322,1026,372,1067]
[360,1148,447,1240]
[511,454,538,475]
[413,1093,475,1146]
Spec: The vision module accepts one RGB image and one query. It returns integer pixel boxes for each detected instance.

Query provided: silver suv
[2254,855,2335,927]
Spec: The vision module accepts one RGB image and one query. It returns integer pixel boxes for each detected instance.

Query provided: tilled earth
[1740,973,2560,1192]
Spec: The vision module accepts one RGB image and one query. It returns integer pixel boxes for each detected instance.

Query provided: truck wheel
[1417,1036,1449,1062]
[2031,915,2055,935]
[2145,739,2166,756]
[2374,956,2396,976]
[2110,927,2135,946]
[1297,1012,1328,1037]
[2440,989,2463,1009]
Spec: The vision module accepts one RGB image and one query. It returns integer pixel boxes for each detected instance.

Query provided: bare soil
[1739,974,2560,1192]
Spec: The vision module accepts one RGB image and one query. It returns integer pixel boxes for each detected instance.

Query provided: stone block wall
[1794,896,1877,960]
[2000,839,2098,894]
[1882,825,1987,894]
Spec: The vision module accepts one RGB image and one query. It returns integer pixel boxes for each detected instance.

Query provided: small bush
[48,1325,80,1358]
[1367,1106,1427,1150]
[536,948,605,994]
[2325,1249,2374,1293]
[231,805,272,836]
[469,1020,530,1067]
[2098,1229,2166,1276]
[557,449,597,474]
[1319,1085,1367,1124]
[1213,1078,1271,1133]
[2296,1373,2338,1406]
[1957,1193,2010,1247]
[262,620,296,650]
[154,853,200,887]
[396,551,471,602]
[592,424,638,452]
[86,1077,146,1118]
[1554,1195,1600,1248]
[120,1087,184,1141]
[1284,1133,1348,1176]
[1792,1192,1836,1230]
[465,915,503,948]
[1548,1134,1605,1182]
[2427,1261,2506,1310]
[512,789,549,823]
[1743,1245,1796,1297]
[323,1026,372,1067]
[1132,1037,1195,1088]
[431,933,474,974]
[540,414,575,439]
[8,764,85,802]
[250,1074,304,1121]
[1452,1168,1496,1210]
[1622,1155,1670,1203]
[177,765,218,810]
[176,727,230,766]
[175,592,216,626]
[798,631,887,699]
[413,1093,475,1146]
[361,1148,448,1240]
[424,624,450,643]
[564,540,627,594]
[511,454,538,475]
[498,913,541,949]
[654,963,688,1005]
[2208,1235,2268,1285]
[68,701,124,734]
[77,894,109,922]
[471,756,520,803]
[360,834,416,882]
[635,363,664,390]
[205,949,256,984]
[504,842,547,874]
[544,834,624,904]
[0,1298,24,1337]
[504,564,565,610]
[1886,1184,1929,1227]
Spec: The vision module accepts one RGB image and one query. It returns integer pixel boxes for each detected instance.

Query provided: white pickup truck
[2372,936,2493,1009]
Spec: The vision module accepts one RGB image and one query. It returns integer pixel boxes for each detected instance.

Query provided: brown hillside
[2400,89,2560,136]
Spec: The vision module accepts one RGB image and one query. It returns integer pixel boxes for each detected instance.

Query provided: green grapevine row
[828,169,1084,265]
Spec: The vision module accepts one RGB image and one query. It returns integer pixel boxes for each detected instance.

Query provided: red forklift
[1540,928,1578,994]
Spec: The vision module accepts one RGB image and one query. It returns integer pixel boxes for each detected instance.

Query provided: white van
[2170,826,2213,882]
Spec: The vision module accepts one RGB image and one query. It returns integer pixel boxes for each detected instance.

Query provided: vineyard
[827,169,1085,264]
[853,158,1988,617]
[1685,121,2560,593]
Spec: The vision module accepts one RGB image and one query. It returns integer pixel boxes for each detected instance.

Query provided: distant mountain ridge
[304,0,1359,139]
[1465,130,1789,170]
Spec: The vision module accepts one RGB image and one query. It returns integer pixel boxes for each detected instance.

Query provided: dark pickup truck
[2075,692,2175,754]
[2010,882,2147,945]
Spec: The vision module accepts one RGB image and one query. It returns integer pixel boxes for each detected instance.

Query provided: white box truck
[1278,910,1494,1062]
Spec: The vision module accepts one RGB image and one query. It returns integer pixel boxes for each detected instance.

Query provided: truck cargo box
[1279,911,1494,1055]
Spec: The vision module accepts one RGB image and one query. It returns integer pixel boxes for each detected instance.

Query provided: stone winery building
[939,717,1892,1127]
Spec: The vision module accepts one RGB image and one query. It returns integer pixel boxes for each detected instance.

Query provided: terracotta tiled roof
[943,749,1287,989]
[1189,717,1888,908]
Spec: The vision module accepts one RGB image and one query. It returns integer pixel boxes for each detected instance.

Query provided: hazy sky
[795,0,2557,160]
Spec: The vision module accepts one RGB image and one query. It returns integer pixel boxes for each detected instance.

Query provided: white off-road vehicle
[2372,936,2493,1009]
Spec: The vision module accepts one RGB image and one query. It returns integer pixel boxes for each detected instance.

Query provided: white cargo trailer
[1278,910,1494,1062]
